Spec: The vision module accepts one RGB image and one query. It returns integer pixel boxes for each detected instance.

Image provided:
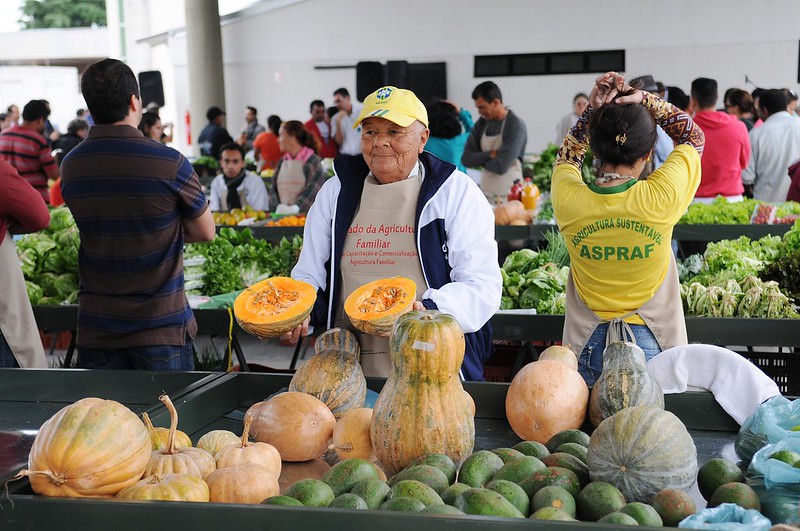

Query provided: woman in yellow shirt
[552,72,705,385]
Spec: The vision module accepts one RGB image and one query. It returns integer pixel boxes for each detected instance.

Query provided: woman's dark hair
[80,58,140,125]
[725,89,753,114]
[138,111,160,136]
[589,90,657,167]
[267,114,282,135]
[427,101,462,139]
[666,86,689,111]
[281,120,319,154]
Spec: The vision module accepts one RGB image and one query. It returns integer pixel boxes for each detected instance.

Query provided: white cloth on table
[646,343,780,425]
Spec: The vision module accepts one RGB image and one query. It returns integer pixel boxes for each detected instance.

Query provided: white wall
[0,66,82,134]
[131,0,800,154]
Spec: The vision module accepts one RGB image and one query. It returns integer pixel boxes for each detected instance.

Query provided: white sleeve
[291,176,340,292]
[421,176,502,333]
[245,174,269,211]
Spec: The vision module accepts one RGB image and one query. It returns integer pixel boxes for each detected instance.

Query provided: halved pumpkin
[234,277,316,338]
[343,277,416,335]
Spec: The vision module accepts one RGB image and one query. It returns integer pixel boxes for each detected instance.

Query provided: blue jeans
[0,333,20,368]
[77,336,195,371]
[578,323,660,386]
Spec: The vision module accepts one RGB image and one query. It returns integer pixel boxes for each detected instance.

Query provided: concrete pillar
[184,0,225,157]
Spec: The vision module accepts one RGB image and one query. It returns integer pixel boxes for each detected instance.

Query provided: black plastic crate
[737,349,800,396]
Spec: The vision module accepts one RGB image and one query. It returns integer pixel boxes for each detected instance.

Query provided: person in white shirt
[331,88,363,156]
[556,93,589,143]
[742,89,800,201]
[209,142,268,211]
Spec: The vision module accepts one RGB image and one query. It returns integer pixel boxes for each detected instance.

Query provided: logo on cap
[376,87,393,100]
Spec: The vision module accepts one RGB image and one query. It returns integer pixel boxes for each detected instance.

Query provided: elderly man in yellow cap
[282,86,502,380]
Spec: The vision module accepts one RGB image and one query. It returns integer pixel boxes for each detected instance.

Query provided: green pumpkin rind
[588,341,664,427]
[288,347,367,419]
[586,406,697,503]
[370,310,475,476]
[313,328,361,357]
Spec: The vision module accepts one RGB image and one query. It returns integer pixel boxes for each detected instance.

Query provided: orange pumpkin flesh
[145,394,216,479]
[330,408,375,461]
[344,277,416,335]
[505,359,589,444]
[246,392,336,462]
[215,414,282,476]
[234,276,316,338]
[19,397,151,497]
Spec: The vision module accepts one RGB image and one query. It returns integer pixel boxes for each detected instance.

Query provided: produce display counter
[0,370,739,530]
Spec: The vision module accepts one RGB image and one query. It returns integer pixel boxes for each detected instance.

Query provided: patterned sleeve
[555,107,594,169]
[294,157,327,214]
[641,91,705,155]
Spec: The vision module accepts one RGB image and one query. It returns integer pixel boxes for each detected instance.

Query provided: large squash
[344,277,416,335]
[505,359,589,444]
[587,406,697,502]
[234,276,316,338]
[370,310,474,475]
[246,392,336,462]
[19,397,151,497]
[589,341,664,427]
[288,328,366,418]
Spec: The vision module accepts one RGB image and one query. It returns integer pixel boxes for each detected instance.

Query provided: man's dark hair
[589,90,657,167]
[667,86,690,111]
[80,58,140,125]
[691,78,718,109]
[67,118,89,135]
[22,99,50,122]
[219,141,245,160]
[267,114,282,135]
[327,106,338,120]
[246,106,258,115]
[758,89,789,116]
[427,101,462,139]
[472,81,502,103]
[309,99,325,112]
[333,88,350,98]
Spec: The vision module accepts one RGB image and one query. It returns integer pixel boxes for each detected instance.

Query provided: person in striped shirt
[0,100,58,203]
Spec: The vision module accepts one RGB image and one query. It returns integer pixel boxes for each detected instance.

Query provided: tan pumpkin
[234,276,316,338]
[246,391,336,462]
[370,310,475,475]
[505,359,589,443]
[493,200,532,225]
[330,408,375,461]
[145,394,216,479]
[205,463,280,504]
[288,328,367,419]
[116,473,209,502]
[196,430,240,457]
[344,276,416,335]
[215,414,281,476]
[18,397,151,497]
[538,344,579,371]
[142,412,192,451]
[278,459,331,493]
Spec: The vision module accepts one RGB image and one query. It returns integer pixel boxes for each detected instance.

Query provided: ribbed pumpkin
[196,430,240,457]
[205,463,280,504]
[370,310,474,475]
[142,412,192,451]
[330,408,375,461]
[18,398,151,497]
[145,395,216,479]
[234,276,316,338]
[344,276,416,335]
[116,473,209,502]
[215,414,282,476]
[505,359,589,444]
[246,391,336,462]
[589,341,664,427]
[587,406,697,502]
[288,329,366,419]
[538,344,578,371]
[313,326,360,355]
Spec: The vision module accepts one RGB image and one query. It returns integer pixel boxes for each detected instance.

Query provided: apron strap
[605,316,637,347]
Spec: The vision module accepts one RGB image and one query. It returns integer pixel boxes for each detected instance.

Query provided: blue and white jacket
[291,152,502,381]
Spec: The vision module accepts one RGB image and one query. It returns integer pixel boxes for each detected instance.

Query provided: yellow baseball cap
[353,86,429,129]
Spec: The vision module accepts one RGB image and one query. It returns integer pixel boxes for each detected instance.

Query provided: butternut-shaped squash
[234,276,316,338]
[313,327,361,356]
[344,277,416,335]
[370,310,474,475]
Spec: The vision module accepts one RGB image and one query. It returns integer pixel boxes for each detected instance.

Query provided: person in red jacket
[304,100,338,159]
[689,77,750,203]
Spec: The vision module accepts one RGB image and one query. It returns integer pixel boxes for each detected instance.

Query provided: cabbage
[48,207,74,232]
[502,249,540,274]
[719,291,740,318]
[41,251,66,274]
[704,286,724,317]
[53,273,79,300]
[738,287,763,318]
[25,281,43,304]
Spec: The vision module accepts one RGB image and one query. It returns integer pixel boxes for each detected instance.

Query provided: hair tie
[615,133,627,146]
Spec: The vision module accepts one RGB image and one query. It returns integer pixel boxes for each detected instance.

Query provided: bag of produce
[678,503,771,530]
[746,439,800,524]
[735,396,800,462]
